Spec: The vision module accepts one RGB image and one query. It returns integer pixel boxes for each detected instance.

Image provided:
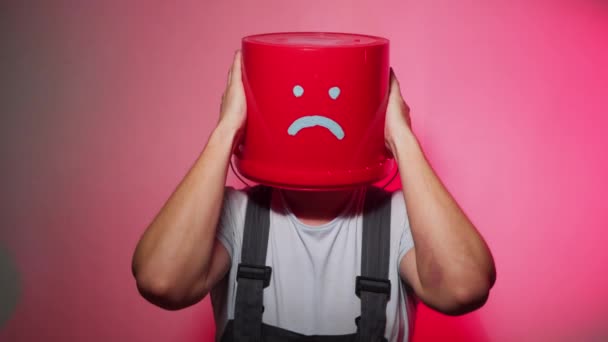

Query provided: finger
[226,50,240,86]
[219,91,226,115]
[389,68,401,95]
[230,50,243,85]
[389,70,407,107]
[227,67,233,86]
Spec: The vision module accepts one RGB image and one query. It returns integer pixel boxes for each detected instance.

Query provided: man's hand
[384,69,413,156]
[218,50,247,138]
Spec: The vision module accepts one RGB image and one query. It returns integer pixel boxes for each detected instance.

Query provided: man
[131,51,496,341]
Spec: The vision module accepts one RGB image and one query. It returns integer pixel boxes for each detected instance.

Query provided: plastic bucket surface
[236,32,393,190]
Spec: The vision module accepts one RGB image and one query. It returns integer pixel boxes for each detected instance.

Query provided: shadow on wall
[0,245,21,329]
[412,304,490,342]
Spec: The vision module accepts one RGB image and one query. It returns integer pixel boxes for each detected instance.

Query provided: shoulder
[217,186,250,237]
[389,190,411,234]
[389,189,407,214]
[387,189,414,261]
[222,186,249,213]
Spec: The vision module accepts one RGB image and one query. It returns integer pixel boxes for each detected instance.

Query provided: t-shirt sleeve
[215,186,248,260]
[392,190,415,264]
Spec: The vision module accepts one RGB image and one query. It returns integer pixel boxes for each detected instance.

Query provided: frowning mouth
[287,115,345,140]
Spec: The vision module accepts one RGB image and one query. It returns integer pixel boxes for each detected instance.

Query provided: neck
[280,188,358,227]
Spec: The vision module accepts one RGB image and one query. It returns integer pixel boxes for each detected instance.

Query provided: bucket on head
[235,32,394,190]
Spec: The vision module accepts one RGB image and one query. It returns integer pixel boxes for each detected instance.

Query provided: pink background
[1,1,607,341]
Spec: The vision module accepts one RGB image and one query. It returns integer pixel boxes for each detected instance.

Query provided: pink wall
[1,1,607,341]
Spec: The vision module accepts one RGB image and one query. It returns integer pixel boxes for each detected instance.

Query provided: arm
[385,70,496,315]
[131,51,246,310]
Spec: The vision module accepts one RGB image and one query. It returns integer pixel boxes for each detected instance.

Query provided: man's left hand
[384,69,413,156]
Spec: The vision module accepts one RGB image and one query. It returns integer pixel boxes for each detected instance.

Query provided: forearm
[391,128,495,302]
[132,123,237,296]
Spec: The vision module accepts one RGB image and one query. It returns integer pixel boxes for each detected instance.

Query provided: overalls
[220,186,392,342]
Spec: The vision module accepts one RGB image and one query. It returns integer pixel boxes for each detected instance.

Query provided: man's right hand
[218,50,247,139]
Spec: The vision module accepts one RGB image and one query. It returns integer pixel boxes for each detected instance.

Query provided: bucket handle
[230,155,252,188]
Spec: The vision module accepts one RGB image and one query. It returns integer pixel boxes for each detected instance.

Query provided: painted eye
[293,85,304,97]
[329,86,341,100]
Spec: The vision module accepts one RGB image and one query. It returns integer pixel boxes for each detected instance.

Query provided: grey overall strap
[357,187,392,342]
[233,185,273,342]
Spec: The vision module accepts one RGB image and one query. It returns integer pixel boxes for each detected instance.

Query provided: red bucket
[235,32,394,190]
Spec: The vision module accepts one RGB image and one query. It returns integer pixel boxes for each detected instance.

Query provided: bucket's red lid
[243,32,388,48]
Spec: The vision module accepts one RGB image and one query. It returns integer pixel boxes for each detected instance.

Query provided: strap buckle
[237,263,272,288]
[356,276,391,299]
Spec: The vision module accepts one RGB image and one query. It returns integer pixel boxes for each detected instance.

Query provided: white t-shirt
[211,186,417,342]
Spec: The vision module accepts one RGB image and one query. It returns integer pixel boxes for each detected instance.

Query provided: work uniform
[211,186,416,341]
